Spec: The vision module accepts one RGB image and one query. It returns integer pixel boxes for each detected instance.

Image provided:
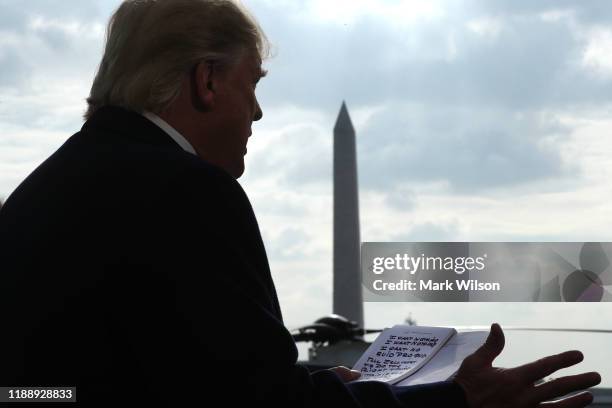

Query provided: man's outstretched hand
[454,324,601,408]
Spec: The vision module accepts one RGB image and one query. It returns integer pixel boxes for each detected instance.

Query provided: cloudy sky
[1,0,611,385]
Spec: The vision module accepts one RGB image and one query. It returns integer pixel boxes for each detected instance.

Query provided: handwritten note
[352,326,455,383]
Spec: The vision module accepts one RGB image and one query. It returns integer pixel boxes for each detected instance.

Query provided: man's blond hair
[84,0,269,120]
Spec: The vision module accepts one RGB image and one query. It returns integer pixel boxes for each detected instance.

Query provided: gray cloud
[357,104,576,191]
[0,48,32,88]
[260,101,576,192]
[0,0,607,199]
[0,1,106,93]
[0,0,103,28]
[248,193,307,218]
[241,0,609,194]
[252,0,612,113]
[390,221,461,242]
[245,122,333,187]
[470,0,612,25]
[0,1,109,137]
[266,226,312,261]
[384,186,417,211]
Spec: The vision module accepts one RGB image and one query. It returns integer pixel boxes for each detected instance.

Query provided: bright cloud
[582,28,612,78]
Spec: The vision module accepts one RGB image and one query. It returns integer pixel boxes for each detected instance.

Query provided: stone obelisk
[333,101,364,329]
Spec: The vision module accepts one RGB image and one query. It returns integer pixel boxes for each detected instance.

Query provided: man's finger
[527,372,601,405]
[539,391,593,408]
[512,351,584,384]
[329,366,362,382]
[467,323,505,367]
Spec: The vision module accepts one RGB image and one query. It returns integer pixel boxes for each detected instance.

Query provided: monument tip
[335,101,354,134]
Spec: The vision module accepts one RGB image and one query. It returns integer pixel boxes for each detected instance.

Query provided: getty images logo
[371,253,488,276]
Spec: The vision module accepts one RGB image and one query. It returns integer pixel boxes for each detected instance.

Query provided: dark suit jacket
[0,106,468,407]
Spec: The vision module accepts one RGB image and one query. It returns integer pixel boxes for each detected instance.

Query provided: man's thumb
[476,323,505,365]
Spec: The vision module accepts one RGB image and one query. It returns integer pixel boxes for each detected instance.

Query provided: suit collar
[82,105,184,152]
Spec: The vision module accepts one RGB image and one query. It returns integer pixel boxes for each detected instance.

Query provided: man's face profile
[200,53,265,179]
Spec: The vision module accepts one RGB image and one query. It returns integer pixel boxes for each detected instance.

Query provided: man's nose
[254,99,263,121]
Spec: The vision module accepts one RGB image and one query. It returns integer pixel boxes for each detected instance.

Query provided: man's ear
[190,61,215,112]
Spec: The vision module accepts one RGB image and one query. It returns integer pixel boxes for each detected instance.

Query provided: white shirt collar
[142,111,198,156]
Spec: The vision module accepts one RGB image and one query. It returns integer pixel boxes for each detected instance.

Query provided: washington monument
[333,102,363,329]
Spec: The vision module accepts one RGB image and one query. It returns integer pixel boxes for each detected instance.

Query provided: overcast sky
[1,0,611,384]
